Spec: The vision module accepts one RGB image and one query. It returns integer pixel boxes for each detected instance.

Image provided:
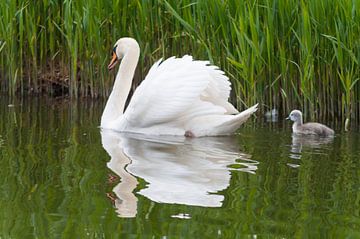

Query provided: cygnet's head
[286,110,303,123]
[108,37,140,70]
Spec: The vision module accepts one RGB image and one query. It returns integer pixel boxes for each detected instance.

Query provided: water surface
[0,97,359,238]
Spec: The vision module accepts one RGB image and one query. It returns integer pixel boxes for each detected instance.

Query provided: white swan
[101,37,258,137]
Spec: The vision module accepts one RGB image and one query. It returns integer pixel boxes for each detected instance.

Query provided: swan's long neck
[101,43,140,127]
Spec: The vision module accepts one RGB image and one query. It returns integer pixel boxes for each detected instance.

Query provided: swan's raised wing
[201,64,238,114]
[123,56,233,128]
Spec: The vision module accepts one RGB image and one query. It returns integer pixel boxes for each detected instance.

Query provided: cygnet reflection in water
[101,129,257,218]
[289,133,334,162]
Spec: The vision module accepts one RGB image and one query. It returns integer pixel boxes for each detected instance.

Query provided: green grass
[0,0,360,126]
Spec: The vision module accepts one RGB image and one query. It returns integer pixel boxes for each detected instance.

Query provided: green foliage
[0,0,360,124]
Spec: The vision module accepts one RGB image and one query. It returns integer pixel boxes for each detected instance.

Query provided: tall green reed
[0,0,359,126]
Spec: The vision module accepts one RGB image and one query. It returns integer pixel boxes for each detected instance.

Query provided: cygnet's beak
[286,116,290,120]
[108,52,118,70]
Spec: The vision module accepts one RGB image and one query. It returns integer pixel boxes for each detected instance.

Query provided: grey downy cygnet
[286,110,334,136]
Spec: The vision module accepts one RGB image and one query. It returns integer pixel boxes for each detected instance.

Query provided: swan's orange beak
[108,52,118,70]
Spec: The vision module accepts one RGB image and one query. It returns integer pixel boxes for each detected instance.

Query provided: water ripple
[288,134,334,160]
[0,135,4,147]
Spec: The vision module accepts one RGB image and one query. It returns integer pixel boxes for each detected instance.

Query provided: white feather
[101,38,257,137]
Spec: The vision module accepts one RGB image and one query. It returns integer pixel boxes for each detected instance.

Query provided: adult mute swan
[101,37,258,137]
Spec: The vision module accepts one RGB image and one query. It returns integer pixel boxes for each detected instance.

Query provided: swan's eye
[111,45,117,56]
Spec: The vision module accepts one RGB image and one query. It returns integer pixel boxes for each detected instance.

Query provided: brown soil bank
[2,62,76,97]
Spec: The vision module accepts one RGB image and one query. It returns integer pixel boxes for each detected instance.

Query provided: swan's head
[286,110,302,123]
[108,37,140,70]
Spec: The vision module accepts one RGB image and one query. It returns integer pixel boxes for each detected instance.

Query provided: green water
[0,97,360,238]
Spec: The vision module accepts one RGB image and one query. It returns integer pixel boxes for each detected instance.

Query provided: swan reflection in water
[101,129,258,218]
[288,133,334,167]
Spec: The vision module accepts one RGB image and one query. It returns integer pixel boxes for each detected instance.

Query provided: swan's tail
[186,103,258,137]
[210,103,258,136]
[236,103,258,119]
[228,103,258,126]
[212,103,258,135]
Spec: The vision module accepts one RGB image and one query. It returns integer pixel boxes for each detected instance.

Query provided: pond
[0,96,359,238]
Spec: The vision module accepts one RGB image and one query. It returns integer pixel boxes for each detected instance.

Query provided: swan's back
[110,53,257,136]
[123,56,241,127]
